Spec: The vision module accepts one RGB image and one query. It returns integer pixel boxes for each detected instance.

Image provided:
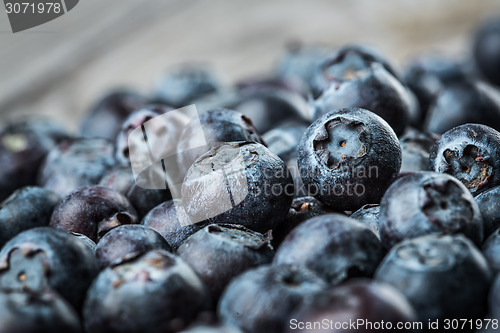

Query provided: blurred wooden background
[0,0,499,132]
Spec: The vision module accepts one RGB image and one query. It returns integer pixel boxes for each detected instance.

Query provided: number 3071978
[5,2,62,14]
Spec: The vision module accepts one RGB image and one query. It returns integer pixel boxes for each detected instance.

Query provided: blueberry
[70,232,97,253]
[142,199,207,252]
[298,108,401,211]
[262,121,309,160]
[424,81,500,134]
[114,104,172,165]
[80,90,146,140]
[0,290,82,333]
[99,165,171,219]
[0,118,68,201]
[37,138,116,196]
[311,46,415,136]
[375,234,492,322]
[310,44,401,98]
[49,185,138,242]
[379,172,483,248]
[429,123,500,196]
[180,324,242,333]
[287,279,417,333]
[272,196,336,248]
[218,264,326,333]
[154,64,221,108]
[403,55,469,127]
[177,108,265,175]
[273,213,384,285]
[177,224,274,301]
[490,274,500,319]
[95,225,171,269]
[195,86,310,133]
[83,249,209,333]
[182,142,294,232]
[399,128,437,173]
[475,185,500,236]
[0,227,99,311]
[473,17,500,86]
[0,186,59,247]
[276,42,333,96]
[349,203,381,239]
[481,228,500,274]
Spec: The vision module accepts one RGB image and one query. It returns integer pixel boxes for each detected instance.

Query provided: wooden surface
[0,0,500,132]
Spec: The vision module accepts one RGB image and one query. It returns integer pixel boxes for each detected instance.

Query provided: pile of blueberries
[1,17,500,333]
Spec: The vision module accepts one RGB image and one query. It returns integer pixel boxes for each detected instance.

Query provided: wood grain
[0,0,499,132]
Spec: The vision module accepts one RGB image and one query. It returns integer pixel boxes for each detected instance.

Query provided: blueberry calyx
[443,144,492,191]
[313,118,368,169]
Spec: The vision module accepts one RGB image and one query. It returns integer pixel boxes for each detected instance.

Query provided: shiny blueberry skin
[263,121,309,160]
[218,264,326,333]
[481,228,500,274]
[0,227,99,311]
[311,46,415,136]
[276,43,333,96]
[80,90,146,140]
[99,165,171,219]
[37,138,116,196]
[475,186,500,236]
[473,17,500,86]
[399,128,437,173]
[272,196,336,248]
[298,108,402,211]
[379,172,483,248]
[83,250,209,333]
[375,234,492,322]
[154,64,221,108]
[182,141,294,233]
[178,224,273,302]
[49,185,138,242]
[311,44,401,97]
[177,108,265,175]
[0,290,82,333]
[95,225,171,269]
[424,82,500,134]
[429,123,500,196]
[490,274,500,319]
[142,199,207,252]
[0,118,68,201]
[287,279,417,333]
[274,214,384,285]
[0,186,60,248]
[403,55,468,125]
[349,204,381,239]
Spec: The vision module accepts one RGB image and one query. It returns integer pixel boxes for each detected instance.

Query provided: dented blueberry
[218,264,326,333]
[49,185,138,242]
